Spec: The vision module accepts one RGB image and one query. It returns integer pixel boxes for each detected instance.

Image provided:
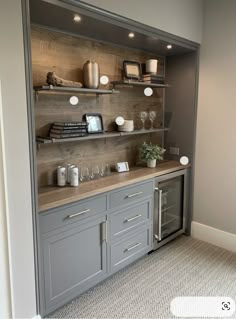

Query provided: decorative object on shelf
[100,75,109,85]
[116,161,129,172]
[142,74,164,84]
[144,87,153,97]
[123,60,142,81]
[139,111,148,129]
[83,113,104,133]
[83,60,100,89]
[46,72,82,88]
[145,59,158,74]
[49,121,88,139]
[180,156,189,166]
[139,142,166,168]
[117,120,134,132]
[115,116,125,126]
[149,111,156,129]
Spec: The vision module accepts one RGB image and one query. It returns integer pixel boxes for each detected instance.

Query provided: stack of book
[49,121,88,139]
[142,74,164,84]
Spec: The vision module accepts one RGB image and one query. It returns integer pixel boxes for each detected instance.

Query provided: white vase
[147,159,156,168]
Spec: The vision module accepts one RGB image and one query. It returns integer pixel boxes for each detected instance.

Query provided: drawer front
[110,181,153,209]
[110,201,151,239]
[39,195,107,234]
[110,226,152,273]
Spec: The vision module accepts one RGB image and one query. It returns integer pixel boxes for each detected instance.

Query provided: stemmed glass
[140,111,148,130]
[149,111,156,129]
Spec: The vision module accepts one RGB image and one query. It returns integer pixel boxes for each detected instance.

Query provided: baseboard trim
[191,222,236,253]
[32,315,42,319]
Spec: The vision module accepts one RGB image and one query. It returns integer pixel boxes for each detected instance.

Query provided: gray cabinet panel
[110,181,153,209]
[42,215,107,312]
[40,195,107,234]
[110,201,151,239]
[110,226,152,273]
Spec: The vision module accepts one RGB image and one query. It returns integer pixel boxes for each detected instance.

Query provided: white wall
[194,0,236,235]
[0,1,37,318]
[83,0,204,43]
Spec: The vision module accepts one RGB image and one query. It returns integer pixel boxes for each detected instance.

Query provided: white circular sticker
[69,96,79,106]
[180,156,189,165]
[144,87,153,97]
[115,116,125,125]
[100,75,109,85]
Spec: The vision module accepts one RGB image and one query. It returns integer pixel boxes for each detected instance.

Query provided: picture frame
[123,60,142,81]
[83,113,104,134]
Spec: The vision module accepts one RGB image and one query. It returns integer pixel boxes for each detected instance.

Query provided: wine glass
[80,167,90,182]
[92,165,100,179]
[140,111,148,130]
[149,111,156,129]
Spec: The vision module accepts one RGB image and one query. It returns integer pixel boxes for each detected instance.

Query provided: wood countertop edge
[38,162,190,212]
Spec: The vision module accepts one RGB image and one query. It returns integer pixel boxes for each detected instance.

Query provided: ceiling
[29,0,196,57]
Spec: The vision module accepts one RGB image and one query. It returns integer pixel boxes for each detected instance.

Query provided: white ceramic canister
[67,164,75,184]
[145,59,158,74]
[57,166,66,186]
[70,166,79,187]
[83,60,100,89]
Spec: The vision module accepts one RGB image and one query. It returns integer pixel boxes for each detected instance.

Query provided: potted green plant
[139,142,166,168]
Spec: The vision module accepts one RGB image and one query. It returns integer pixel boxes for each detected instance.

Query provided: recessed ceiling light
[167,44,172,49]
[128,32,135,38]
[73,14,81,23]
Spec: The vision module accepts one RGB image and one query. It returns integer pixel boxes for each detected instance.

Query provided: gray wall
[84,0,204,43]
[0,1,36,318]
[194,0,236,235]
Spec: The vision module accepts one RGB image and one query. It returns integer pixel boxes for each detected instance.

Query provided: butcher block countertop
[38,161,190,212]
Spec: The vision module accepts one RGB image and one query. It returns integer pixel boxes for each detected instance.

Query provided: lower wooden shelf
[36,128,169,144]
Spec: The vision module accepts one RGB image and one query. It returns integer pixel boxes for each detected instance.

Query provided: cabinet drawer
[110,181,153,209]
[39,195,107,234]
[110,201,151,239]
[110,226,152,272]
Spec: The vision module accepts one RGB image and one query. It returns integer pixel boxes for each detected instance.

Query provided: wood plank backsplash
[32,26,165,187]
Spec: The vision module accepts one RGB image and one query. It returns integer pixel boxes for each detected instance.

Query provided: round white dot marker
[115,116,125,126]
[180,156,189,165]
[69,96,79,106]
[144,87,153,97]
[100,75,109,85]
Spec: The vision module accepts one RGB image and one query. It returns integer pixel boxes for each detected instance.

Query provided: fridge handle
[155,187,162,241]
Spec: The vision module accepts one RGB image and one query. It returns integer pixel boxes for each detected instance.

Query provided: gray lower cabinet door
[41,215,107,315]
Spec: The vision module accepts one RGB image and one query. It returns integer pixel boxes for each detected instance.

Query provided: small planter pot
[147,159,156,168]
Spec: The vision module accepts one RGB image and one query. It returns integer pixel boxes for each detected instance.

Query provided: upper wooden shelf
[33,85,119,95]
[36,128,169,145]
[111,81,170,88]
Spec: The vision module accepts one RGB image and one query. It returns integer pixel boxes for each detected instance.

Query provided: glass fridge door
[156,175,184,241]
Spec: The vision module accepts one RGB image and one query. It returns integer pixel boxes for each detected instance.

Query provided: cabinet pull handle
[67,209,90,219]
[124,214,142,223]
[101,221,107,242]
[126,191,143,198]
[124,242,142,252]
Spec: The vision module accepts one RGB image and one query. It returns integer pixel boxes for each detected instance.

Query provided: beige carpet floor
[49,236,236,319]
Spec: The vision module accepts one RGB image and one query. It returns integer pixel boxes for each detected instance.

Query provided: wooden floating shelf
[111,81,170,88]
[33,85,119,94]
[36,128,169,144]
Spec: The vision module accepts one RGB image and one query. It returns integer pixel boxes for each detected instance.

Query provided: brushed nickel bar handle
[158,189,162,241]
[101,221,107,242]
[126,191,143,198]
[67,208,90,219]
[124,214,142,223]
[124,242,142,252]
